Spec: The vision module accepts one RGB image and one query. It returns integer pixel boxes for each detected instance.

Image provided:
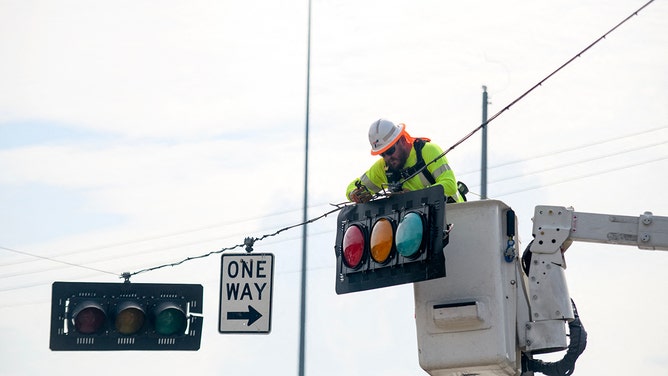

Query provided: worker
[346,119,464,204]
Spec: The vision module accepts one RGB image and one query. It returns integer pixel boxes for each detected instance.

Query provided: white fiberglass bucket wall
[414,200,522,376]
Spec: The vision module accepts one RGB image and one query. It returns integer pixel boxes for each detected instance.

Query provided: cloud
[1,1,667,375]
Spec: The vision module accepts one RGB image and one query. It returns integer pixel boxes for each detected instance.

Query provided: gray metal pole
[481,86,488,200]
[298,0,312,375]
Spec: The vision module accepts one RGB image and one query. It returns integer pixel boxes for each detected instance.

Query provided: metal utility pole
[481,86,489,200]
[298,0,312,375]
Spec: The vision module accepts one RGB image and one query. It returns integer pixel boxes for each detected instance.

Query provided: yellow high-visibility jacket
[346,140,463,203]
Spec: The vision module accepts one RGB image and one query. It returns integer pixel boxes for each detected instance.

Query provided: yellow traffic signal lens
[72,302,106,334]
[396,212,424,257]
[342,225,365,268]
[115,302,145,335]
[154,303,187,336]
[370,218,393,263]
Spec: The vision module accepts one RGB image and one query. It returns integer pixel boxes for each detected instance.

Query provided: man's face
[382,137,409,171]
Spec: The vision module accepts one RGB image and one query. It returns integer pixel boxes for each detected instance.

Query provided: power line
[10,149,661,285]
[5,136,664,284]
[0,209,301,266]
[0,232,339,309]
[398,0,657,187]
[6,127,668,278]
[0,228,337,294]
[0,246,117,276]
[5,140,664,280]
[10,131,662,278]
[0,204,336,279]
[485,140,667,186]
[3,145,664,285]
[457,126,668,177]
[1,1,658,285]
[494,155,668,198]
[0,202,331,268]
[125,204,344,279]
[3,148,664,292]
[16,125,659,273]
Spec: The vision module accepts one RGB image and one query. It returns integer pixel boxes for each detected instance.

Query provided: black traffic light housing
[334,185,448,294]
[50,281,203,351]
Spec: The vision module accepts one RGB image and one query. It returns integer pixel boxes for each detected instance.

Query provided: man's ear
[400,136,410,149]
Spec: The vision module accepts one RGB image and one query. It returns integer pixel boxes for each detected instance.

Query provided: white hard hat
[368,119,405,155]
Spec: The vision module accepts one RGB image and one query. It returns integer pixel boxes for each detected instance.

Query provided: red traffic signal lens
[72,302,106,334]
[115,302,146,335]
[154,303,187,336]
[396,212,424,258]
[342,225,365,268]
[370,218,393,263]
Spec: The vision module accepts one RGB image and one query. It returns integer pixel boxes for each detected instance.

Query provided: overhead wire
[0,227,338,295]
[495,154,668,198]
[0,202,319,268]
[6,126,665,279]
[0,0,658,283]
[395,0,657,187]
[4,139,665,284]
[0,246,118,277]
[0,202,337,280]
[4,125,664,278]
[482,139,667,186]
[0,230,339,310]
[124,204,346,278]
[456,125,668,177]
[460,153,668,200]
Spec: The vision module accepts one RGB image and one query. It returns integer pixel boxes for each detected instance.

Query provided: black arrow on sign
[227,305,262,326]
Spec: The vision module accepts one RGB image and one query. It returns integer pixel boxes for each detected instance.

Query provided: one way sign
[219,253,274,334]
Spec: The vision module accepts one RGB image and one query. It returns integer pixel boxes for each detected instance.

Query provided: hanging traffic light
[50,281,203,351]
[335,185,448,294]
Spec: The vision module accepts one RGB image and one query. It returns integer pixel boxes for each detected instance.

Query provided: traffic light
[335,185,448,294]
[50,281,203,351]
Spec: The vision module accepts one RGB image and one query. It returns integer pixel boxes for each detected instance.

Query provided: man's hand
[350,186,372,204]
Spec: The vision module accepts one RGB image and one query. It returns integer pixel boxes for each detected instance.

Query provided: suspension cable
[125,204,347,278]
[396,0,656,187]
[5,1,655,282]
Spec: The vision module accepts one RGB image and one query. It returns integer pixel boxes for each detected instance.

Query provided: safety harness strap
[385,139,435,185]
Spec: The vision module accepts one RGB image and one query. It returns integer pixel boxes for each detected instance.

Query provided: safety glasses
[381,144,397,157]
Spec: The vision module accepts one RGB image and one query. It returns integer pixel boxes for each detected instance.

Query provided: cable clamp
[244,237,255,253]
[121,272,132,283]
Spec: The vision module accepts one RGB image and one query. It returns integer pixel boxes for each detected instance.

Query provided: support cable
[0,1,656,282]
[394,0,656,189]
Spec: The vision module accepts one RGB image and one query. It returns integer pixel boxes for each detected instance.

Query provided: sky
[1,0,667,375]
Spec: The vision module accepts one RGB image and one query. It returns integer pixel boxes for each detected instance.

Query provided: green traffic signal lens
[342,225,365,268]
[154,303,187,336]
[72,302,106,334]
[396,212,424,258]
[115,302,145,335]
[370,218,393,263]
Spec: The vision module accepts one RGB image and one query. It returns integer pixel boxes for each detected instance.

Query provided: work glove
[350,185,373,204]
